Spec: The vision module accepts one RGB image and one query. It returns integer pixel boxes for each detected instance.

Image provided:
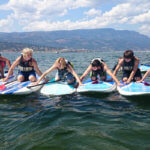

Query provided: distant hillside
[0,41,58,52]
[0,28,150,51]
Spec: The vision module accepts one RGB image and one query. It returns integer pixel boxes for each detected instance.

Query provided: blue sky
[0,0,150,37]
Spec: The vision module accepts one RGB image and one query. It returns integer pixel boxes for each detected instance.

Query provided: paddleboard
[0,75,43,95]
[117,82,150,97]
[139,64,150,73]
[77,78,116,94]
[40,80,76,96]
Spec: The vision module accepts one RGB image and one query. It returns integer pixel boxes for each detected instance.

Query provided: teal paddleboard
[40,80,76,96]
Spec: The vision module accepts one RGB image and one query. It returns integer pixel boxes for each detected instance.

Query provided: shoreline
[1,49,150,53]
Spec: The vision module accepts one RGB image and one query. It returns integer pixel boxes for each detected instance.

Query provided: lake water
[0,51,150,150]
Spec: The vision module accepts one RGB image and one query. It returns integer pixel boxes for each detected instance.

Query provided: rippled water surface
[0,51,150,150]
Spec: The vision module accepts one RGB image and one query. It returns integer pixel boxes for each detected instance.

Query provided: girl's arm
[68,65,83,85]
[126,58,139,84]
[36,64,57,84]
[32,59,42,76]
[4,57,20,81]
[80,65,92,81]
[113,59,123,76]
[104,63,122,86]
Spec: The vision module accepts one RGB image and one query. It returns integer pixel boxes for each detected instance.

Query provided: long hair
[55,57,67,69]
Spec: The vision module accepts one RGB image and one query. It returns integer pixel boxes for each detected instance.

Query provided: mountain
[0,28,150,51]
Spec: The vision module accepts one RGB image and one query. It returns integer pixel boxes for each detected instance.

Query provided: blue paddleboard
[40,80,76,96]
[77,78,116,93]
[139,64,150,73]
[0,75,43,95]
[117,82,150,96]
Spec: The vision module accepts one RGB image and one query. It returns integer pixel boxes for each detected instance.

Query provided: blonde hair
[22,48,33,56]
[55,57,66,69]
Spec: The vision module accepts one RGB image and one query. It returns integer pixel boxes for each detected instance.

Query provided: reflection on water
[0,51,150,150]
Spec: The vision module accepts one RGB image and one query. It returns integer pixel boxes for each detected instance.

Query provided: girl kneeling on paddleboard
[113,50,142,84]
[35,57,82,87]
[80,58,122,86]
[0,54,11,78]
[4,48,42,82]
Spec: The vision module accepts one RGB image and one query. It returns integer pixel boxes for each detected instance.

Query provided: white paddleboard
[117,82,150,96]
[77,78,116,94]
[0,75,43,95]
[40,81,76,96]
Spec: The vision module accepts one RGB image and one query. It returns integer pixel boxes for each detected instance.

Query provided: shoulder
[0,56,5,61]
[65,59,71,65]
[102,62,108,70]
[31,58,38,65]
[51,63,58,69]
[101,61,106,68]
[31,58,36,62]
[118,58,124,64]
[134,56,139,61]
[0,56,8,61]
[16,56,22,62]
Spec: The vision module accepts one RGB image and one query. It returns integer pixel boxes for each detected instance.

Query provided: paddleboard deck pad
[40,80,76,96]
[77,78,116,94]
[117,82,150,96]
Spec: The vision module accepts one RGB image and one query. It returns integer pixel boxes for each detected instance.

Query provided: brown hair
[123,50,134,59]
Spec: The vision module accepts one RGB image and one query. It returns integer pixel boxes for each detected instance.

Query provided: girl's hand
[117,82,123,86]
[136,80,142,83]
[3,77,9,82]
[79,82,84,86]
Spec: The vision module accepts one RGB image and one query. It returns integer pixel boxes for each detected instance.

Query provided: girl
[113,50,142,84]
[80,58,122,86]
[35,57,82,87]
[0,54,11,78]
[4,48,42,82]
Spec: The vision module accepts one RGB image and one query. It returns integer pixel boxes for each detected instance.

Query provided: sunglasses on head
[92,64,100,67]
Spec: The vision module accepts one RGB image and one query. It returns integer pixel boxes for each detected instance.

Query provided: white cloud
[23,17,108,31]
[139,25,150,37]
[0,0,123,19]
[0,0,150,37]
[131,10,150,24]
[84,8,101,17]
[0,16,14,32]
[0,0,120,31]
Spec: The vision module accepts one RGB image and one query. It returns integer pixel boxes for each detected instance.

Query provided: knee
[67,78,76,84]
[29,76,36,82]
[17,75,24,82]
[55,76,60,81]
[101,76,106,81]
[91,76,97,81]
[135,77,141,81]
[122,77,127,82]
